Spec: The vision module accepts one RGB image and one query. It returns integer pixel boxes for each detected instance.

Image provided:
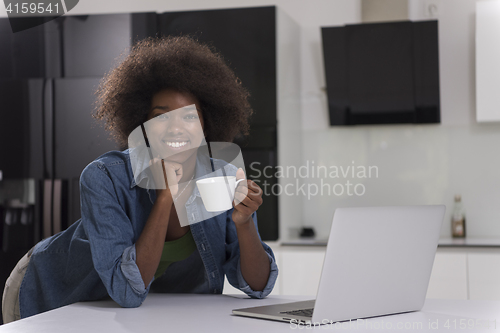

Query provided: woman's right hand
[149,157,183,198]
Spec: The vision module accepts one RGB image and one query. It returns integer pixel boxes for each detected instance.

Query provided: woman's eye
[184,114,199,120]
[157,113,169,120]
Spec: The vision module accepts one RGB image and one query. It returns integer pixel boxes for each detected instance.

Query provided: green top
[154,229,197,280]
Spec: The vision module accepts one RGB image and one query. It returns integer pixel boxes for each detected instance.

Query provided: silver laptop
[233,205,445,324]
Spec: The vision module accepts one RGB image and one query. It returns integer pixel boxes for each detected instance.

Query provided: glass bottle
[451,195,466,238]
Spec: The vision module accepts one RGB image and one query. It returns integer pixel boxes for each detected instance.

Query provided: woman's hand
[232,168,263,225]
[149,158,183,198]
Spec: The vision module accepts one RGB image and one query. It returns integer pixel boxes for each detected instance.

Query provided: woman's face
[145,88,205,163]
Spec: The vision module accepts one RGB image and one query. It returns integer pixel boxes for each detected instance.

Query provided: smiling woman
[2,36,278,324]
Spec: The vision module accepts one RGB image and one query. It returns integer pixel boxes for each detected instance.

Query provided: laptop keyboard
[280,308,314,317]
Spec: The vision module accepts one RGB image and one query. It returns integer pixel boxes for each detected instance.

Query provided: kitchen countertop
[437,237,500,247]
[279,237,500,247]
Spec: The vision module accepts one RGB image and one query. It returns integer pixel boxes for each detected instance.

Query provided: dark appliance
[322,20,440,126]
[159,6,279,240]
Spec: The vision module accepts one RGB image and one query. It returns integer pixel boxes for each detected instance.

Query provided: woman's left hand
[232,168,263,225]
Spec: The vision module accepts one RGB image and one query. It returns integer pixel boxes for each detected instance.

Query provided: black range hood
[322,20,440,126]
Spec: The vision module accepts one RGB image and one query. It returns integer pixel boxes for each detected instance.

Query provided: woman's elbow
[111,288,148,308]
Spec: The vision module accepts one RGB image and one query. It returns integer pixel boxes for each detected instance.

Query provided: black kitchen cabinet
[0,13,157,79]
[54,77,117,179]
[0,17,59,78]
[160,7,277,128]
[62,13,157,77]
[0,79,45,179]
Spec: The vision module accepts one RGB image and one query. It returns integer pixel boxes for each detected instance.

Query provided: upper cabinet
[476,1,500,123]
[0,13,157,79]
[62,13,157,77]
[0,18,48,78]
[160,7,277,128]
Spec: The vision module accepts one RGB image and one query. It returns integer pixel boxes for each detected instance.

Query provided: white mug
[196,176,246,212]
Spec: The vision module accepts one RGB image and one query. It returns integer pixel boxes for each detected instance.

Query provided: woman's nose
[166,116,183,135]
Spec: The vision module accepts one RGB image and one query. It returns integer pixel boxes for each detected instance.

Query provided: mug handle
[234,178,246,188]
[232,178,247,204]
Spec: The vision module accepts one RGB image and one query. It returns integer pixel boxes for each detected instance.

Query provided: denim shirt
[19,149,278,319]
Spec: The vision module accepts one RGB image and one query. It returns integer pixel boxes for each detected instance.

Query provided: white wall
[301,0,500,239]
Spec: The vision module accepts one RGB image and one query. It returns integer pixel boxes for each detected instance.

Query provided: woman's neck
[179,152,197,183]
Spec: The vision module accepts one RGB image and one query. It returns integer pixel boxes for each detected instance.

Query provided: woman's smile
[162,139,190,149]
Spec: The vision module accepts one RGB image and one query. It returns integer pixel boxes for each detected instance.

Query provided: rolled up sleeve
[120,245,153,296]
[235,243,279,299]
[223,212,279,299]
[80,162,150,308]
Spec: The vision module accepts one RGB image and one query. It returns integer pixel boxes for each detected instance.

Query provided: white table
[1,295,499,332]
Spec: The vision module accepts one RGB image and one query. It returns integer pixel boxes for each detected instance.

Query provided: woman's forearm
[235,219,271,291]
[135,191,172,287]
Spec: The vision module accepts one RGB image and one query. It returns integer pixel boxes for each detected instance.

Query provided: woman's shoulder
[89,149,131,167]
[80,149,133,183]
